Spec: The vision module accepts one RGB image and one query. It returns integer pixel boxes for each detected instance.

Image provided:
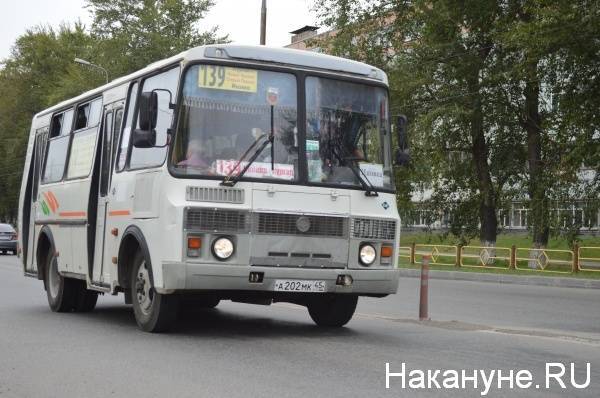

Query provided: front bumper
[159,262,400,295]
[0,241,17,251]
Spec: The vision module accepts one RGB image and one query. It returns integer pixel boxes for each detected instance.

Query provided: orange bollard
[419,254,431,321]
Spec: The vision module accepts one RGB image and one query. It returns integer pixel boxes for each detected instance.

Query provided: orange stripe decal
[59,211,87,217]
[48,191,59,210]
[42,192,56,212]
[108,210,131,217]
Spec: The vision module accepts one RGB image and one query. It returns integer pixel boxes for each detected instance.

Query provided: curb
[398,268,600,289]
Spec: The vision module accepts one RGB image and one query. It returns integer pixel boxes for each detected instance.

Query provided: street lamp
[74,58,109,84]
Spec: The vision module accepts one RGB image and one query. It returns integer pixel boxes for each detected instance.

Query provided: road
[0,255,598,398]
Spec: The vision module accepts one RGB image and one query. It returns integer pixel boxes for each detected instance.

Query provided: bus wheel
[44,251,77,312]
[73,281,99,312]
[131,250,179,332]
[180,295,220,316]
[307,295,358,327]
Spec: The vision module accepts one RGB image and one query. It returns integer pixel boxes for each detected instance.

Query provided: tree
[0,0,227,221]
[498,0,600,248]
[314,0,524,247]
[313,0,599,249]
[86,0,228,77]
[0,24,96,222]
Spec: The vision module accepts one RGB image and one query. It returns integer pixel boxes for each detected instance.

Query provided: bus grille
[186,186,244,204]
[254,213,347,238]
[351,218,396,240]
[185,208,249,232]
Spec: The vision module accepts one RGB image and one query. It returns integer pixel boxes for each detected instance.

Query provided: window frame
[64,97,103,181]
[99,110,114,197]
[115,63,181,174]
[32,127,49,198]
[115,81,140,172]
[128,66,181,171]
[170,63,301,183]
[304,75,393,190]
[41,106,75,185]
[167,59,395,194]
[41,95,104,185]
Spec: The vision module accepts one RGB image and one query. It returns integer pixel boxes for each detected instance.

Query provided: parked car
[0,223,17,255]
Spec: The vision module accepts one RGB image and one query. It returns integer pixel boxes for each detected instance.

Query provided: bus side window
[66,98,103,180]
[111,108,123,176]
[129,67,179,169]
[49,114,62,138]
[32,128,48,199]
[42,109,73,183]
[117,83,139,171]
[74,98,101,131]
[100,111,113,197]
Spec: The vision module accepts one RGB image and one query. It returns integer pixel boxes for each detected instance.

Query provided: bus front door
[91,105,123,286]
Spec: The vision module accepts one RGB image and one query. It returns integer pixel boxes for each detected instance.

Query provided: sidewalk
[399,268,600,289]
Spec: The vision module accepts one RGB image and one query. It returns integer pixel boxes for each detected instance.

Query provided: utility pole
[260,0,267,45]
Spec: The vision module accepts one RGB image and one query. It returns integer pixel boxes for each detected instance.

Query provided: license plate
[273,279,326,293]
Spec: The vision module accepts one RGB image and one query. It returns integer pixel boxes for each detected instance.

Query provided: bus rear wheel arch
[38,230,98,313]
[45,250,78,312]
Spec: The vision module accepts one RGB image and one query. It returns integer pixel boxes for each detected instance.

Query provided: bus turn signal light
[381,246,393,258]
[187,237,202,258]
[188,237,202,249]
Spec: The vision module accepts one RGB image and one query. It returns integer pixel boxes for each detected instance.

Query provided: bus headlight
[212,237,234,260]
[359,244,376,266]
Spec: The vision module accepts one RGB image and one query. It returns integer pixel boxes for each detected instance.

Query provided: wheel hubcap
[48,257,60,299]
[135,262,153,315]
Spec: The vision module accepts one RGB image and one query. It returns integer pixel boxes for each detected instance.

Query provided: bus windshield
[172,64,393,190]
[305,77,392,189]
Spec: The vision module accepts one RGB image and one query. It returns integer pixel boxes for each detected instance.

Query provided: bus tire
[307,294,358,327]
[44,251,77,312]
[73,282,99,312]
[179,295,220,317]
[131,250,179,332]
[196,297,220,308]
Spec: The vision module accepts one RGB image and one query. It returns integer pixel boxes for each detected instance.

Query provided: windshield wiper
[324,110,378,196]
[220,133,270,187]
[330,145,379,197]
[221,105,276,187]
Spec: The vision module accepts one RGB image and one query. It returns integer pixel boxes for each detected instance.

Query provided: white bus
[18,45,406,332]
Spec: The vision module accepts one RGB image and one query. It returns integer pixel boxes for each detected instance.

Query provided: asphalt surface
[0,254,598,398]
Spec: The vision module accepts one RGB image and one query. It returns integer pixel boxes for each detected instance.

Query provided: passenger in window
[76,108,88,130]
[177,138,212,171]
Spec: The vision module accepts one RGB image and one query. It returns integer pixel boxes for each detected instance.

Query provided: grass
[397,231,600,280]
[399,231,600,250]
[398,261,600,280]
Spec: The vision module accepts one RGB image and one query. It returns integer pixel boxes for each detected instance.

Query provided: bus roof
[35,44,388,118]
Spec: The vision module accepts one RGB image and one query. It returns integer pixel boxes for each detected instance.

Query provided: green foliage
[313,0,599,246]
[86,0,228,77]
[0,1,226,221]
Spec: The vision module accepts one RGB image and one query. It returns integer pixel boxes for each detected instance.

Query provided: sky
[0,0,319,60]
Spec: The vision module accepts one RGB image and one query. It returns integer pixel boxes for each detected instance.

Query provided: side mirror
[132,128,156,148]
[394,115,410,166]
[138,91,158,130]
[133,91,158,148]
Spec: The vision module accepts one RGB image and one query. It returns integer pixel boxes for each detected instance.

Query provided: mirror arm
[152,88,175,110]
